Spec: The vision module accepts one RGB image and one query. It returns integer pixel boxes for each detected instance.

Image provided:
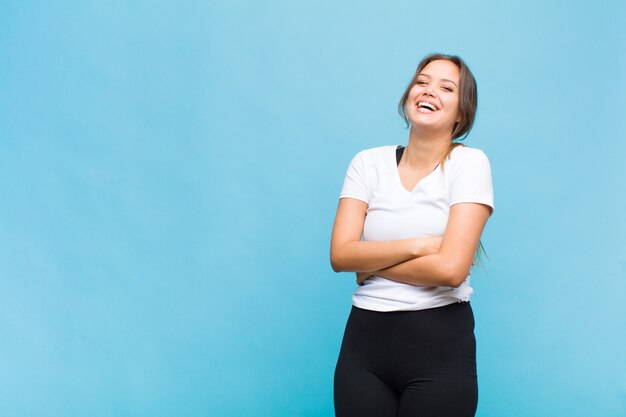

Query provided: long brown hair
[398,53,488,268]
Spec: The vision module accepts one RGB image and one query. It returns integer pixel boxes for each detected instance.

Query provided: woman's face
[406,59,461,134]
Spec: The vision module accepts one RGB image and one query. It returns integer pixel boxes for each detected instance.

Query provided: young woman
[330,53,494,417]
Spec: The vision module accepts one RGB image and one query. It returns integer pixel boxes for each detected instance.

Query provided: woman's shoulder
[353,144,397,161]
[448,144,490,163]
[450,144,487,155]
[357,144,397,156]
[445,145,492,175]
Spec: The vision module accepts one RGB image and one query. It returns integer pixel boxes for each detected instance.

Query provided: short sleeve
[447,149,494,215]
[339,151,369,204]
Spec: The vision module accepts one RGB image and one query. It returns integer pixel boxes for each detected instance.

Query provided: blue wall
[1,1,625,416]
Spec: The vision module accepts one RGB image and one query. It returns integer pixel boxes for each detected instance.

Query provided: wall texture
[1,1,625,416]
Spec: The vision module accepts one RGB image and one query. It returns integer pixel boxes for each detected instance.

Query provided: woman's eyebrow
[418,73,458,86]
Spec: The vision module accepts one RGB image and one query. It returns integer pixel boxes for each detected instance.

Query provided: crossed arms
[329,198,492,288]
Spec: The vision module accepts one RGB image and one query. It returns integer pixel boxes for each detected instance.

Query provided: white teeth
[418,102,437,111]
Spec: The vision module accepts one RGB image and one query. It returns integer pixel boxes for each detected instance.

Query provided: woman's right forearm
[331,238,429,273]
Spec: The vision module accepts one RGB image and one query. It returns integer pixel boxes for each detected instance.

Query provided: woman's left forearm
[371,254,466,287]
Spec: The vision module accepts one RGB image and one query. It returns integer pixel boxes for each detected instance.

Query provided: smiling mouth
[416,102,439,113]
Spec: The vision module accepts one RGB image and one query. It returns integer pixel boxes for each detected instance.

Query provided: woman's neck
[403,126,452,169]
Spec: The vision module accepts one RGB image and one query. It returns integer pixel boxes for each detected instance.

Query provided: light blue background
[1,1,625,416]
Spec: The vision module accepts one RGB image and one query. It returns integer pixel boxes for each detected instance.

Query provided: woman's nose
[424,86,436,97]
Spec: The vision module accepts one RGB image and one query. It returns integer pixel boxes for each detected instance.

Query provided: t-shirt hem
[352,295,471,312]
[449,197,494,213]
[339,193,368,203]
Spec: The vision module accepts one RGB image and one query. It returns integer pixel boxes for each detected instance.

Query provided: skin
[330,59,492,288]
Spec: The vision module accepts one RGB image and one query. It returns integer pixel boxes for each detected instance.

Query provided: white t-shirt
[339,144,494,312]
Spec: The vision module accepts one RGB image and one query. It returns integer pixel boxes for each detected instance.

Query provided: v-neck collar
[392,145,441,193]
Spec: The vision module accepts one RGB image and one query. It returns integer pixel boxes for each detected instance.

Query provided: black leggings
[334,302,478,417]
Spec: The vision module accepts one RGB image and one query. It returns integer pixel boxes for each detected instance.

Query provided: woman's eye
[416,81,426,85]
[443,87,453,92]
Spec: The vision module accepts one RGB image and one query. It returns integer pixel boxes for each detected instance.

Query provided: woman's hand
[419,236,475,267]
[356,271,376,286]
[355,236,443,286]
[416,236,443,256]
